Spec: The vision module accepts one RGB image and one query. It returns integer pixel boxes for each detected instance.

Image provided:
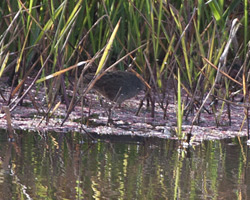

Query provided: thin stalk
[177,68,183,138]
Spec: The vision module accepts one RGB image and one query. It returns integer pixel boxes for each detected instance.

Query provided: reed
[0,0,248,137]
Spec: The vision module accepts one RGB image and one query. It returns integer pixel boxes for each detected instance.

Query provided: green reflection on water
[0,130,249,199]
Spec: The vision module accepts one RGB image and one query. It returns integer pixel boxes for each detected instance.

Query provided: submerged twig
[2,106,14,138]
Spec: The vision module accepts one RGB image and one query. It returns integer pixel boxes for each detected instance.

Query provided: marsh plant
[0,0,249,139]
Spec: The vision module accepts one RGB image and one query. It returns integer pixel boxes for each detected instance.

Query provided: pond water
[0,130,249,200]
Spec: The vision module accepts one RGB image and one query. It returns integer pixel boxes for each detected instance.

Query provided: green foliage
[0,0,248,130]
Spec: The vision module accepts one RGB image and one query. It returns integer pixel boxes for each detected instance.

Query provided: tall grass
[0,0,248,138]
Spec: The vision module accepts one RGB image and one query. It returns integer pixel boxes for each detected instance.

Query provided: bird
[83,70,144,104]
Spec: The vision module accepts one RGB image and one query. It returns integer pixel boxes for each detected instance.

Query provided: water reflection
[0,130,249,199]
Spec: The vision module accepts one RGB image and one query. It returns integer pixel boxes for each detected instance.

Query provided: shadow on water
[0,129,250,199]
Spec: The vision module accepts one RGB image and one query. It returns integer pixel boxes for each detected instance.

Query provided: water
[0,130,249,199]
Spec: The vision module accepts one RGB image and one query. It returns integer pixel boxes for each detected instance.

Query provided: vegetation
[0,0,249,139]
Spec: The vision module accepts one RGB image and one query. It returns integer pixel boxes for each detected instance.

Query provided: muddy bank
[0,81,247,142]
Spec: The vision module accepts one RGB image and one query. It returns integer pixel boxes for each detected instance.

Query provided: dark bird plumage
[84,71,144,104]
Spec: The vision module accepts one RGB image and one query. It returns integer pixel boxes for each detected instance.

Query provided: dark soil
[0,77,247,143]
